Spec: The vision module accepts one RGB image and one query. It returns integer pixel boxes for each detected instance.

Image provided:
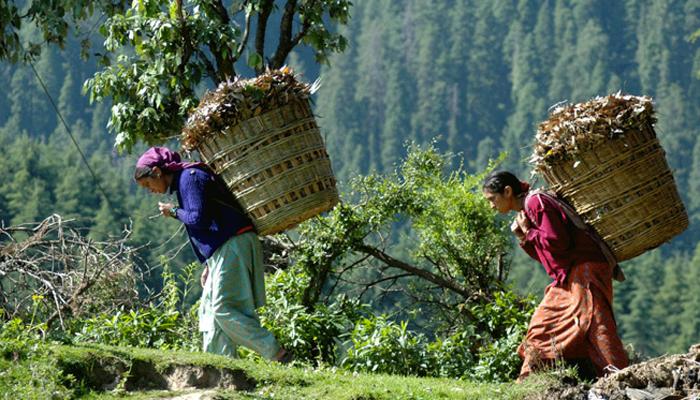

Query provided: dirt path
[163,389,218,400]
[526,344,700,400]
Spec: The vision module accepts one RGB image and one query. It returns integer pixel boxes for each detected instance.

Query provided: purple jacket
[519,193,607,286]
[170,168,253,263]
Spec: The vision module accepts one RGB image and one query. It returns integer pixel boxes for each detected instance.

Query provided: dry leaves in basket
[530,92,656,169]
[181,67,319,151]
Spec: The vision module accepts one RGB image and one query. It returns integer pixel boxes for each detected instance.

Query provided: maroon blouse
[519,193,607,286]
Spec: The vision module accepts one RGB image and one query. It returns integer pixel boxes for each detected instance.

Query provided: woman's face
[482,186,513,214]
[136,167,170,194]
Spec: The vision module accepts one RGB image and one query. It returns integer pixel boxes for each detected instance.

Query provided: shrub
[260,266,367,363]
[340,288,534,381]
[341,315,429,376]
[425,328,477,378]
[69,261,200,351]
[0,318,74,399]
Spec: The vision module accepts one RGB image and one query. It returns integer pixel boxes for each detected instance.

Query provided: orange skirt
[517,261,629,378]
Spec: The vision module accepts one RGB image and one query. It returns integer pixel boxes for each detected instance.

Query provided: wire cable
[25,55,117,211]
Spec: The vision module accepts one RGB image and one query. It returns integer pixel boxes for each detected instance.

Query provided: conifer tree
[673,243,700,352]
[410,0,450,148]
[90,198,121,240]
[445,1,473,156]
[352,0,388,173]
[616,251,663,356]
[647,254,689,354]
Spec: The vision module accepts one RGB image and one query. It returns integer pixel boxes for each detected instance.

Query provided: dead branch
[0,214,146,330]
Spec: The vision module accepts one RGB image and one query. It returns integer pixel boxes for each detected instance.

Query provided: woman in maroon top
[482,171,628,380]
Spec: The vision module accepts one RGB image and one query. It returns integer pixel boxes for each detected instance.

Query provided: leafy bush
[287,144,511,335]
[341,316,429,376]
[470,289,536,339]
[69,261,200,351]
[426,328,477,378]
[0,318,75,399]
[260,266,368,363]
[339,288,535,381]
[470,326,525,382]
[72,307,184,349]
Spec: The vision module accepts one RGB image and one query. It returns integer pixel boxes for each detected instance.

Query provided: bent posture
[134,147,290,362]
[482,171,628,380]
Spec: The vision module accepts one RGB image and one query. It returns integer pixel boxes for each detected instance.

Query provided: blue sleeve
[174,170,213,229]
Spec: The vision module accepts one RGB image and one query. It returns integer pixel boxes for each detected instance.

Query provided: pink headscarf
[135,147,206,172]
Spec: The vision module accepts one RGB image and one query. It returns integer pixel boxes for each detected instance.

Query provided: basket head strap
[524,189,620,274]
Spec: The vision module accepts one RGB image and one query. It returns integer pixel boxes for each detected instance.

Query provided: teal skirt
[198,232,279,359]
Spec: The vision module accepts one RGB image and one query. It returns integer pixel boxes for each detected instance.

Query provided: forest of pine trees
[1,0,699,357]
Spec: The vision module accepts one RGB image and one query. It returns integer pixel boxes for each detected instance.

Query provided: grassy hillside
[1,343,555,400]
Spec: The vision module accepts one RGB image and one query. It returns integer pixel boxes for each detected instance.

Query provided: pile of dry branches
[181,67,319,151]
[530,92,656,170]
[0,215,145,331]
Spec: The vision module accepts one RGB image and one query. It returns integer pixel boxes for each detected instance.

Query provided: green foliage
[0,0,124,63]
[72,307,183,349]
[290,143,510,319]
[470,326,524,382]
[425,328,477,378]
[470,289,536,340]
[340,288,534,382]
[0,318,75,399]
[80,0,352,151]
[70,261,200,351]
[342,316,429,376]
[260,266,368,364]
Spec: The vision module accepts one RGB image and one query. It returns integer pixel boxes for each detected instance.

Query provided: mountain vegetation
[0,0,699,386]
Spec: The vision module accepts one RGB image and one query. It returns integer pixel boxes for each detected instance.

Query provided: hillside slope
[0,343,550,399]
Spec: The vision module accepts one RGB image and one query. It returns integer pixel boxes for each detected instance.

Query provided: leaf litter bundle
[529,92,687,262]
[180,68,338,236]
[182,67,318,151]
[530,92,655,169]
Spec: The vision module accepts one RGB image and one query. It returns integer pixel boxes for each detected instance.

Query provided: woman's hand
[516,211,531,234]
[158,202,176,218]
[512,211,531,241]
[511,219,526,241]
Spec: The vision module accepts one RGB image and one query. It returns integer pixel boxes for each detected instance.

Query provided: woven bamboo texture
[197,99,339,235]
[540,123,688,261]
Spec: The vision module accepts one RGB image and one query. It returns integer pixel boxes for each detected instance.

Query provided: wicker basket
[196,99,339,235]
[539,123,688,261]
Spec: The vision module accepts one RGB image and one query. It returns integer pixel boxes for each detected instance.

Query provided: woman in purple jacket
[135,147,290,362]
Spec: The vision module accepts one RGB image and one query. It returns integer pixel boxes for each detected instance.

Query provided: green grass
[0,342,556,399]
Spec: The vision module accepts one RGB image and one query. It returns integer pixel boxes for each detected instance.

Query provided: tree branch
[233,4,253,62]
[357,272,412,299]
[175,0,194,97]
[355,244,471,299]
[206,0,235,80]
[255,0,274,74]
[325,253,372,298]
[290,1,314,48]
[197,51,220,84]
[269,0,298,69]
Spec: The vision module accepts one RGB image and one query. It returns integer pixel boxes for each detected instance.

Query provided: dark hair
[482,171,528,196]
[134,166,157,180]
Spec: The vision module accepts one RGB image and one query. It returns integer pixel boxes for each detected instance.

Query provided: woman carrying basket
[482,171,628,380]
[134,146,291,363]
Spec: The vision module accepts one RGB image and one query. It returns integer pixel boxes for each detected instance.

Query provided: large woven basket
[539,123,688,261]
[196,99,339,236]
